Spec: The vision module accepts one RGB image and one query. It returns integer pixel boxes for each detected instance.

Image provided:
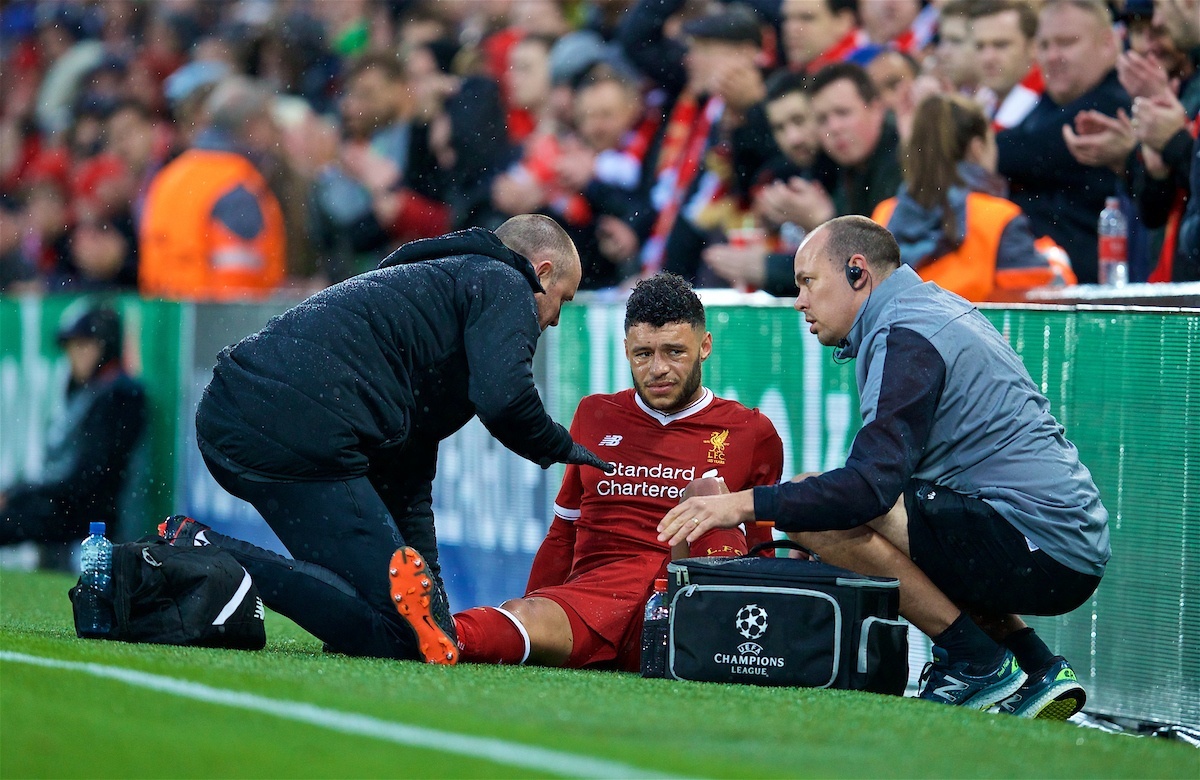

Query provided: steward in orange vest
[139,130,285,300]
[872,166,1074,302]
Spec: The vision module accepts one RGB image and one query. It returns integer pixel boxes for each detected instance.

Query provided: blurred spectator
[0,197,40,292]
[491,34,576,208]
[554,65,658,287]
[310,53,447,281]
[1134,0,1200,281]
[547,30,617,127]
[618,0,777,285]
[866,48,922,140]
[505,34,558,143]
[809,62,903,218]
[478,0,571,143]
[310,0,374,58]
[873,93,1074,301]
[932,0,983,97]
[0,177,70,292]
[998,0,1132,284]
[51,215,137,291]
[581,0,639,41]
[492,34,612,284]
[780,0,863,73]
[701,70,834,294]
[970,0,1043,130]
[250,11,340,116]
[105,99,172,226]
[163,59,231,146]
[408,38,516,229]
[857,0,938,59]
[0,305,145,550]
[33,6,104,137]
[139,76,285,300]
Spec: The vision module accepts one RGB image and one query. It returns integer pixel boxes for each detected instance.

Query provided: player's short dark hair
[811,61,877,104]
[765,70,811,104]
[820,215,900,272]
[625,273,706,332]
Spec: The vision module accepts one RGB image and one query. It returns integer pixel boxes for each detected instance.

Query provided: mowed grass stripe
[0,651,686,780]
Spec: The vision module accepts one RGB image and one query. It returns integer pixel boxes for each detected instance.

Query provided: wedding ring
[692,518,701,525]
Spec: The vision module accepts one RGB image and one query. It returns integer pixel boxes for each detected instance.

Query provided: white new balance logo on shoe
[932,676,971,702]
[598,435,623,446]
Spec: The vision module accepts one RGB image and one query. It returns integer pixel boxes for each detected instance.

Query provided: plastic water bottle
[77,522,114,638]
[1097,197,1128,286]
[639,578,670,678]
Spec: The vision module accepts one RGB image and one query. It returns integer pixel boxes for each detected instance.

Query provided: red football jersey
[554,387,784,578]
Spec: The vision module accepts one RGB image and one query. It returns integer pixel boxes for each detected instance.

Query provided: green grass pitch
[1,570,1195,779]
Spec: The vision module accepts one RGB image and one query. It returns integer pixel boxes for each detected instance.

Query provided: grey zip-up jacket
[754,265,1109,576]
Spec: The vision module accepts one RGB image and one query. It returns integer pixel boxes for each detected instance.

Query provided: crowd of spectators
[1,0,1197,302]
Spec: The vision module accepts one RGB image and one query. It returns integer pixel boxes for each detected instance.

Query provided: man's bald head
[496,214,581,330]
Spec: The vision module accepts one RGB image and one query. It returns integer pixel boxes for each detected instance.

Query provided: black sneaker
[157,515,211,547]
[387,546,458,665]
[995,656,1086,720]
[918,646,1027,709]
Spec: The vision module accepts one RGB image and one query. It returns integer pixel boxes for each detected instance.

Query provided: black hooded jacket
[196,228,575,480]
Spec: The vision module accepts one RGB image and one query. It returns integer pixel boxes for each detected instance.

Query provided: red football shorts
[525,550,665,672]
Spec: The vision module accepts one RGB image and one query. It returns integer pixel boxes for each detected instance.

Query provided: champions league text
[595,463,697,498]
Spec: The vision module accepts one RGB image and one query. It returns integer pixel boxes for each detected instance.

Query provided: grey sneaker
[995,656,1086,720]
[918,647,1027,709]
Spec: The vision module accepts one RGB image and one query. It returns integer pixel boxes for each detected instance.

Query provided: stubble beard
[633,359,704,414]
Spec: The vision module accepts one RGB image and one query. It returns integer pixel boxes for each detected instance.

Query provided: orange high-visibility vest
[872,192,1067,302]
[139,148,285,300]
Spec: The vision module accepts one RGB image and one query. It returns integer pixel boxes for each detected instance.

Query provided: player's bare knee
[499,597,572,665]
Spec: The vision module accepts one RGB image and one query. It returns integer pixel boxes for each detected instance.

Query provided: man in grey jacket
[165,215,613,666]
[660,215,1109,720]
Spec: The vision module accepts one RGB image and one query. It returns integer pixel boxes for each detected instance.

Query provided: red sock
[453,607,529,664]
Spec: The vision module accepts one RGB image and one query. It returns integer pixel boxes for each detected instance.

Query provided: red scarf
[641,92,723,274]
[804,29,869,73]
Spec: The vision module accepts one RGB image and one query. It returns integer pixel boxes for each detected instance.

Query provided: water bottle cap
[654,578,668,592]
[89,522,106,536]
[1104,196,1121,209]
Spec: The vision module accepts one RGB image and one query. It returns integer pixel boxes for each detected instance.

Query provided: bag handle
[745,539,819,561]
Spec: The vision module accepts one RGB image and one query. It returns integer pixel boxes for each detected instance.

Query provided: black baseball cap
[57,306,123,364]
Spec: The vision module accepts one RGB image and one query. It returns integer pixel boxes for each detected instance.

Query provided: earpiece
[845,263,865,290]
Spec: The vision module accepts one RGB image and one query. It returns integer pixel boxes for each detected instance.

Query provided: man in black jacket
[169,215,613,665]
[1,306,145,554]
[997,0,1132,283]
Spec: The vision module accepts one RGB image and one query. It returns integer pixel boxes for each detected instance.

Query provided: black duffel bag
[69,537,266,650]
[656,541,908,694]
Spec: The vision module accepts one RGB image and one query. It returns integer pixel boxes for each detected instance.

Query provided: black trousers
[201,443,441,659]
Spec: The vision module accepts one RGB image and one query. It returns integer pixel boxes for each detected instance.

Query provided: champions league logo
[735,604,768,639]
[713,603,785,676]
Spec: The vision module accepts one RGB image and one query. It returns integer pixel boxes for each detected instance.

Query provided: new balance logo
[598,435,623,446]
[932,676,971,702]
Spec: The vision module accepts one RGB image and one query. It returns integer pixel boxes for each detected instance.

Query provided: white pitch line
[1,651,688,780]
